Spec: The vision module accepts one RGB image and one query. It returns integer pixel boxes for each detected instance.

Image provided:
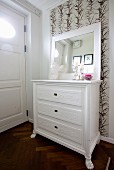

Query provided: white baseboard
[101,135,114,144]
[28,117,33,123]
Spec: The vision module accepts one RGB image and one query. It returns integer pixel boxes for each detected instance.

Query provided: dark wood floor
[0,122,114,170]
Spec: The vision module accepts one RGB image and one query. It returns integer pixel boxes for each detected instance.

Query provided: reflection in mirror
[49,22,101,80]
[55,32,94,74]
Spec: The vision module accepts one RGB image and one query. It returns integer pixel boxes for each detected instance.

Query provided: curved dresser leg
[85,158,94,169]
[30,130,36,138]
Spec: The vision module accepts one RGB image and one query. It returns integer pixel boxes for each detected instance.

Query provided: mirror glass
[49,22,101,80]
[55,32,94,73]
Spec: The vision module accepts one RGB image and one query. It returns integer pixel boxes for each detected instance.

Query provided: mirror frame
[50,22,101,80]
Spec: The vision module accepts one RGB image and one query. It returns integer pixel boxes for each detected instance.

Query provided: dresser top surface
[32,79,102,84]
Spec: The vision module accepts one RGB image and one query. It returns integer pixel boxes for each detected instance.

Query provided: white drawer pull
[54,110,58,112]
[54,93,57,96]
[54,126,58,129]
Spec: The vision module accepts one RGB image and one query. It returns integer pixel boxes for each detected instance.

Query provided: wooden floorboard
[0,122,114,170]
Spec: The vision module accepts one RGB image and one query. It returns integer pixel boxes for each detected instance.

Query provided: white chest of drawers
[31,80,101,169]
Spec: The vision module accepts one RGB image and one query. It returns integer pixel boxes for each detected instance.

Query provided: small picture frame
[73,56,82,66]
[84,54,93,65]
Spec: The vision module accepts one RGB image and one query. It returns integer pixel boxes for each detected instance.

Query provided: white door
[0,5,27,132]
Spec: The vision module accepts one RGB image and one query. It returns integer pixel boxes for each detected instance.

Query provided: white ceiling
[26,0,65,10]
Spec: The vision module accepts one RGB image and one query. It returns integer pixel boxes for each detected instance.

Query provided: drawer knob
[54,126,58,129]
[54,110,58,112]
[54,93,57,96]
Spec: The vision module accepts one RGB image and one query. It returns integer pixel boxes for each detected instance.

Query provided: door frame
[0,1,41,123]
[0,1,30,122]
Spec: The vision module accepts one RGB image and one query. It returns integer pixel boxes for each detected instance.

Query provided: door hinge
[26,110,28,117]
[24,25,27,32]
[24,45,26,52]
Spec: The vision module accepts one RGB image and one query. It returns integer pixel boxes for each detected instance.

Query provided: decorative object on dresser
[83,74,93,80]
[31,80,102,169]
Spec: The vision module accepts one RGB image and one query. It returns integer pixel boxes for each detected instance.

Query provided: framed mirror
[49,22,101,80]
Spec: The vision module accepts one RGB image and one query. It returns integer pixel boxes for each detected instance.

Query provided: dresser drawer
[37,85,82,106]
[38,115,83,145]
[37,101,82,125]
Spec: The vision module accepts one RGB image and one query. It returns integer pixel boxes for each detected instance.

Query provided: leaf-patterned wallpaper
[50,0,109,136]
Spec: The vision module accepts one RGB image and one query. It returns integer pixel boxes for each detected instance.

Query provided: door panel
[0,88,21,119]
[0,51,20,80]
[0,4,27,132]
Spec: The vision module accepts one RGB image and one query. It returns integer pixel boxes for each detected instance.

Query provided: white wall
[72,35,94,57]
[26,13,42,120]
[109,0,114,139]
[40,9,50,79]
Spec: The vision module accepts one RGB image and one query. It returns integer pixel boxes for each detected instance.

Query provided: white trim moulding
[101,136,114,144]
[11,0,41,16]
